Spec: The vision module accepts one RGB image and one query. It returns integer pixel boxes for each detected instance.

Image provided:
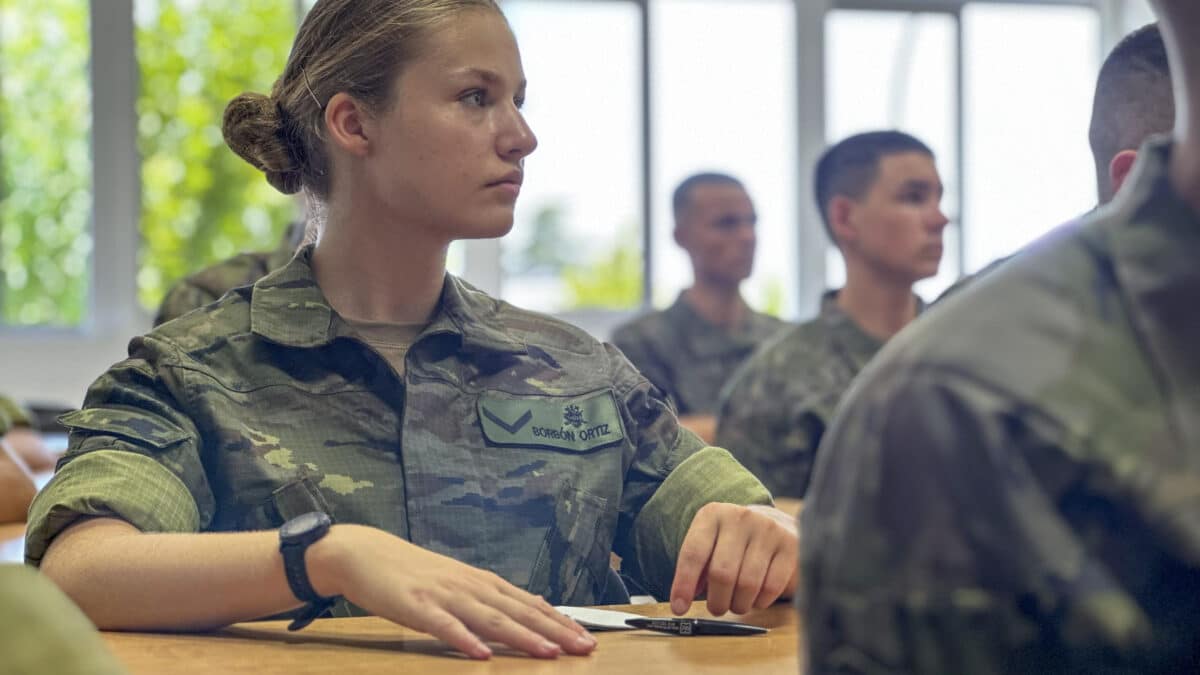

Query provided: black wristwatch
[279,511,338,631]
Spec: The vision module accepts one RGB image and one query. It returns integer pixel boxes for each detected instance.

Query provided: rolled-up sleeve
[25,335,214,565]
[608,345,772,599]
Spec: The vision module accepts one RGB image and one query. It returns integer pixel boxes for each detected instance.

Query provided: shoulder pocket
[59,408,190,451]
[478,389,626,453]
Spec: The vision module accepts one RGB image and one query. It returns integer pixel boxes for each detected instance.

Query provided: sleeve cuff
[25,450,200,566]
[633,445,773,597]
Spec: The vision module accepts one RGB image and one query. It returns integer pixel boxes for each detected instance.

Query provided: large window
[825,9,960,299]
[0,0,91,326]
[501,1,643,312]
[651,0,797,317]
[963,4,1100,271]
[824,3,1100,298]
[135,0,298,310]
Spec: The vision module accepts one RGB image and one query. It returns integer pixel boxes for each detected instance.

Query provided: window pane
[963,4,1100,272]
[825,10,960,300]
[500,1,642,312]
[0,0,91,326]
[136,0,298,310]
[1120,0,1154,35]
[651,0,797,318]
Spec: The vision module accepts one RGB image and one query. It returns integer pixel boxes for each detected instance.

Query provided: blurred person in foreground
[802,4,1200,672]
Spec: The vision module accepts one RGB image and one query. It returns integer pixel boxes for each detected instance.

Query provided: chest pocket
[475,390,625,604]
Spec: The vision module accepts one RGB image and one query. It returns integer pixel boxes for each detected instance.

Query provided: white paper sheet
[554,606,645,631]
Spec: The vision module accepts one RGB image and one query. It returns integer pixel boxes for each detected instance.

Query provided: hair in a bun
[221,0,502,198]
[222,92,304,195]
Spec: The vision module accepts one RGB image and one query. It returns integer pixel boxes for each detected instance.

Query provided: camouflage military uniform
[0,565,128,674]
[715,293,886,499]
[802,139,1200,673]
[26,247,771,611]
[611,294,786,415]
[153,221,305,326]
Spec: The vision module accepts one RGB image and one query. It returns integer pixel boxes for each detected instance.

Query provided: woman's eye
[514,96,526,110]
[463,90,487,107]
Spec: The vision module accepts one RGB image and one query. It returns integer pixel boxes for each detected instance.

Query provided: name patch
[478,390,625,452]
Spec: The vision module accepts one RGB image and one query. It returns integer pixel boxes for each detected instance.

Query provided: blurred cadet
[27,0,797,663]
[612,173,785,443]
[1090,22,1175,204]
[717,131,947,498]
[803,4,1200,672]
[0,565,128,675]
[154,219,314,326]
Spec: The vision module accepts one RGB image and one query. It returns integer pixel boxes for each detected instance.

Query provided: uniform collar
[665,292,774,358]
[816,290,886,370]
[250,246,526,355]
[1102,137,1200,448]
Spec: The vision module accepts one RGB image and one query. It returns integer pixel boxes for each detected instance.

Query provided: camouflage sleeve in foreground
[24,335,208,565]
[0,565,129,675]
[605,345,773,600]
[801,366,1156,675]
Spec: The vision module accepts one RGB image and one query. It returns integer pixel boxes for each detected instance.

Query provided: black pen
[625,617,768,636]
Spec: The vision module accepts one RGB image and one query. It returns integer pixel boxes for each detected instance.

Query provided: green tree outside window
[0,0,91,326]
[136,0,296,310]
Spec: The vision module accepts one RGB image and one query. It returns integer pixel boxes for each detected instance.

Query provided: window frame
[0,0,1134,408]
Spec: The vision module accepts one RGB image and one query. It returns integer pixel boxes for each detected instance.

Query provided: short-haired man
[802,8,1200,672]
[716,131,947,498]
[1090,23,1174,204]
[611,173,785,443]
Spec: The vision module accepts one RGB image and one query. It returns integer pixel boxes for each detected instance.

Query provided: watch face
[280,511,329,540]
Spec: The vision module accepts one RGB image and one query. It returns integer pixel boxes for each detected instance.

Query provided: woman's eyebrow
[449,67,526,91]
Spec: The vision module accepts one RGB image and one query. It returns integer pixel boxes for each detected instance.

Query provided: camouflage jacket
[0,565,128,675]
[611,294,786,415]
[153,221,304,326]
[27,247,771,610]
[715,293,884,499]
[801,139,1200,673]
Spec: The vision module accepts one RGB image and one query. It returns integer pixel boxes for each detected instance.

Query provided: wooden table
[102,602,802,674]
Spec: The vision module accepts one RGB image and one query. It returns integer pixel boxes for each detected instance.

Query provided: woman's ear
[324,92,370,157]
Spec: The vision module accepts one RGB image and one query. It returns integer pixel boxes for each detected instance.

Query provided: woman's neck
[312,197,449,325]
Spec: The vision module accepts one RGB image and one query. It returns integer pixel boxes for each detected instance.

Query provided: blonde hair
[222,0,502,197]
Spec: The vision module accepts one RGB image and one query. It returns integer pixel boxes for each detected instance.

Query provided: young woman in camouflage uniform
[28,0,798,661]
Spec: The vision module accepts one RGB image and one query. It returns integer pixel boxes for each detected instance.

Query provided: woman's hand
[668,503,799,616]
[310,524,597,660]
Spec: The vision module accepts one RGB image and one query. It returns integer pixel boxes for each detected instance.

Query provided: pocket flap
[59,407,190,451]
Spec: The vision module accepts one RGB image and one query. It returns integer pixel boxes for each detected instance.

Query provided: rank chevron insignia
[481,407,533,434]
